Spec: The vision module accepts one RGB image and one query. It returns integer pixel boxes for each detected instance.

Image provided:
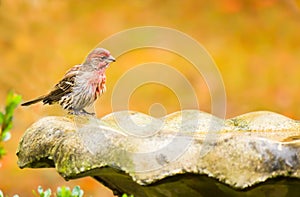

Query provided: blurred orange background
[1,0,300,196]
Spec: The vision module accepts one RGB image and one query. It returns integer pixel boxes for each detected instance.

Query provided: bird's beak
[106,55,116,63]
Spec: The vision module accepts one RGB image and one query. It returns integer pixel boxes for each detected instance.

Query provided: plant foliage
[33,186,84,197]
[0,91,21,159]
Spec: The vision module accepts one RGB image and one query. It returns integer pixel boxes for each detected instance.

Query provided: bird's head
[85,48,115,70]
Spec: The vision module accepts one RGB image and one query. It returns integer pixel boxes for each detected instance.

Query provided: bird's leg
[80,109,95,116]
[68,110,80,115]
[68,109,95,116]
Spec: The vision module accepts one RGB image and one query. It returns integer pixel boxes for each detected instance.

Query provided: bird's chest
[67,70,106,110]
[87,72,106,99]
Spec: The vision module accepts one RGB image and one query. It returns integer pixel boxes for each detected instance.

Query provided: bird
[21,48,115,115]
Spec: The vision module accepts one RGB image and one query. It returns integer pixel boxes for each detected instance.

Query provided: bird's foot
[81,109,95,116]
[68,109,95,116]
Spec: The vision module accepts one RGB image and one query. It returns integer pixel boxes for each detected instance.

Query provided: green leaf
[0,146,6,158]
[1,131,11,142]
[56,187,62,197]
[71,186,84,197]
[122,194,134,197]
[4,91,21,123]
[35,186,52,197]
[37,186,44,194]
[43,188,52,197]
[0,91,21,144]
[5,91,22,110]
[0,112,4,126]
[2,121,12,133]
[2,121,12,135]
[0,190,3,197]
[3,112,12,125]
[57,186,71,197]
[32,190,38,197]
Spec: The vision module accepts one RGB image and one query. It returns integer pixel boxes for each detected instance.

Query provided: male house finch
[21,48,115,115]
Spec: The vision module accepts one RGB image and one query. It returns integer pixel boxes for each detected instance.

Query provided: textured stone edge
[17,110,300,190]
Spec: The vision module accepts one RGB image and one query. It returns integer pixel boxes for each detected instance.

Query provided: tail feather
[21,96,45,106]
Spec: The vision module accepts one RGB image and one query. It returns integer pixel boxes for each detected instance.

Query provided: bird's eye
[100,56,106,60]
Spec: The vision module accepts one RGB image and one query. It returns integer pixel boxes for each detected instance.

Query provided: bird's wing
[42,65,81,104]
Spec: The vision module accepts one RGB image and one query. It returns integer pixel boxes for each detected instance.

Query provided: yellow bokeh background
[1,0,300,196]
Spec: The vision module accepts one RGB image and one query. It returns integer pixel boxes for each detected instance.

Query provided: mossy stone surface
[17,110,300,196]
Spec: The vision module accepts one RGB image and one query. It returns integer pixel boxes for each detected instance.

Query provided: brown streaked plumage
[21,48,115,115]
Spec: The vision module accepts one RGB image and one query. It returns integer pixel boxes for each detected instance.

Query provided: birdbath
[17,110,300,196]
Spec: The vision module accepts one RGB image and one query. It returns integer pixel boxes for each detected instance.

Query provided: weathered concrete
[17,110,300,196]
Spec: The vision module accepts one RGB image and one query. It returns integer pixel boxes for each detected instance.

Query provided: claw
[81,109,95,116]
[68,109,95,116]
